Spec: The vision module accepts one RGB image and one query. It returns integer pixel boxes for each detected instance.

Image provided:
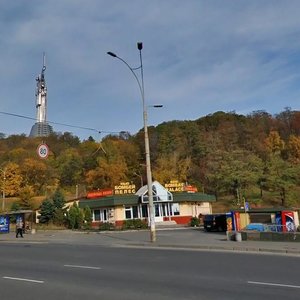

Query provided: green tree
[264,156,298,207]
[67,202,83,229]
[52,189,65,209]
[10,202,21,223]
[39,199,55,224]
[56,148,83,187]
[50,189,66,226]
[83,206,93,230]
[10,202,21,211]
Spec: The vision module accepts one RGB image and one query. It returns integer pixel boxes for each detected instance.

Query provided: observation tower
[29,53,53,137]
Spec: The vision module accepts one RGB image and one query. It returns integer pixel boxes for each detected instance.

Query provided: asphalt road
[0,242,299,300]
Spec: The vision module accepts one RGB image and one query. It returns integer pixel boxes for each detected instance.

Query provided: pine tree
[52,189,65,209]
[39,199,55,224]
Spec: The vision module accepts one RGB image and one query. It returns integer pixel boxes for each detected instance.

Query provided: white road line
[248,281,300,289]
[64,264,101,270]
[3,276,44,284]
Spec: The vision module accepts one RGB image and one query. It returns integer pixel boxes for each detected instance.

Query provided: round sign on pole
[37,143,49,159]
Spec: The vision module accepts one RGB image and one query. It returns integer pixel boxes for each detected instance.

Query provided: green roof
[79,192,216,209]
[79,195,139,209]
[173,192,216,202]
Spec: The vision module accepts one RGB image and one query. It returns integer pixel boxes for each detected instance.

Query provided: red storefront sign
[184,185,198,193]
[86,189,113,199]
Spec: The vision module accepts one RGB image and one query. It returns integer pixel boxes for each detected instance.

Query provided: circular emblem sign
[37,143,49,159]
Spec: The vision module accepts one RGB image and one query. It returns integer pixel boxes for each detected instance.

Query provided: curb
[122,242,300,256]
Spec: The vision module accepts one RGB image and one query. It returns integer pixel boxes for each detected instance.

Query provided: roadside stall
[0,210,34,234]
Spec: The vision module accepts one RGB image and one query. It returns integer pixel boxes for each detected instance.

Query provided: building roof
[79,192,216,209]
[235,207,296,213]
[0,210,33,216]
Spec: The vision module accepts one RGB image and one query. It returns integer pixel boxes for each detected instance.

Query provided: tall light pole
[107,42,157,242]
[0,168,6,211]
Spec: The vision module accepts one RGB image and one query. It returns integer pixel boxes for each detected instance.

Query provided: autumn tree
[153,153,192,184]
[20,158,49,194]
[85,139,128,189]
[286,135,300,163]
[18,185,34,210]
[265,131,285,155]
[1,162,23,197]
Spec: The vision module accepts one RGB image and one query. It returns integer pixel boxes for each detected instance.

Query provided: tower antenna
[29,52,53,137]
[42,52,46,73]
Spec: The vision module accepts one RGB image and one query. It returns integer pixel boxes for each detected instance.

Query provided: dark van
[203,214,227,232]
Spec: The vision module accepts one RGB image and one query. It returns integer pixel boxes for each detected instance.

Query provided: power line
[0,110,122,135]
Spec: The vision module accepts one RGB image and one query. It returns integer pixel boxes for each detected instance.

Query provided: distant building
[30,53,53,137]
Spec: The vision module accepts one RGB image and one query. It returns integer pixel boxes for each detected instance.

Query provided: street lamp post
[0,168,6,211]
[107,42,157,242]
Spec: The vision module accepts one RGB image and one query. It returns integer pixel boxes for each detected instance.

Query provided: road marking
[248,281,300,289]
[64,264,101,270]
[3,276,44,284]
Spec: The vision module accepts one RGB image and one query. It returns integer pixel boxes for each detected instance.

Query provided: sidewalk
[1,227,300,256]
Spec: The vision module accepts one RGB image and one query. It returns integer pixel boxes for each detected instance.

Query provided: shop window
[93,209,108,222]
[172,203,180,216]
[94,210,100,221]
[125,206,139,219]
[125,207,132,219]
[103,209,107,221]
[141,205,148,218]
[132,206,138,218]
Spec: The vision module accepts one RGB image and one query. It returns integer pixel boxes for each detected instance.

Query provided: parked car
[203,214,227,232]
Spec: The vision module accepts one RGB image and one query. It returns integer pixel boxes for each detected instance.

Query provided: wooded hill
[1,108,300,212]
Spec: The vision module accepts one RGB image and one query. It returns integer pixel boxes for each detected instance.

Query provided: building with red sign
[79,181,215,228]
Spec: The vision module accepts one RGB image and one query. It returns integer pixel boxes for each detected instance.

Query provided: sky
[1,0,300,141]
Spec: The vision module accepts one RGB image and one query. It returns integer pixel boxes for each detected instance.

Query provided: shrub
[190,217,200,227]
[99,222,115,231]
[83,206,93,230]
[122,219,148,230]
[66,202,84,229]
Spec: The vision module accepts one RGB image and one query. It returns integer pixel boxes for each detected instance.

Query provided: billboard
[0,215,10,233]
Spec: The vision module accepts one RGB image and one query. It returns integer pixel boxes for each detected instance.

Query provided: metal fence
[264,224,297,233]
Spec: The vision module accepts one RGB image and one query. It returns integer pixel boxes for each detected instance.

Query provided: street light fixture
[107,42,157,242]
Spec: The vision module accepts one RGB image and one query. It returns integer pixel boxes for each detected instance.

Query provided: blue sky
[1,0,300,140]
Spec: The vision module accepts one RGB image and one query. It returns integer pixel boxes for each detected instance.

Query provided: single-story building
[79,181,216,228]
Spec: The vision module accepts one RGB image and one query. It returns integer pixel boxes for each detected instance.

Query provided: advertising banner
[226,212,234,231]
[0,215,10,233]
[275,212,282,232]
[234,212,241,231]
[282,211,295,232]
